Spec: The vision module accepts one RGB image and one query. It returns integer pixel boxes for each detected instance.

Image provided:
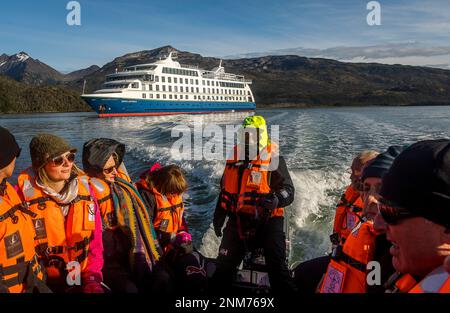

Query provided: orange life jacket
[332,185,363,242]
[17,168,96,281]
[320,221,377,293]
[218,143,283,219]
[151,188,184,234]
[409,266,450,293]
[0,182,46,293]
[89,178,116,228]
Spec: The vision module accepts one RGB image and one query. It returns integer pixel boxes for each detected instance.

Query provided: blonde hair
[146,165,188,195]
[38,164,82,186]
[352,150,379,171]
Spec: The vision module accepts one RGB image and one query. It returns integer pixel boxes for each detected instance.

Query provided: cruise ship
[81,52,256,117]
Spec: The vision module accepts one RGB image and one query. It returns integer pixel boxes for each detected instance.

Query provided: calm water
[1,106,449,263]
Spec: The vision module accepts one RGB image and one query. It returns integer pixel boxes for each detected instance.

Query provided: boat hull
[82,96,256,117]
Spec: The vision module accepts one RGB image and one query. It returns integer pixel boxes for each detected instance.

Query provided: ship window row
[155,76,245,88]
[141,93,250,102]
[147,85,248,95]
[106,74,153,82]
[106,74,246,88]
[163,67,198,76]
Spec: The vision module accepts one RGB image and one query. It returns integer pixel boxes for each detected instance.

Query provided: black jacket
[213,155,294,231]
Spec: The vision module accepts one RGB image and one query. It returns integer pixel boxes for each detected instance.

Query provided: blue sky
[1,0,450,72]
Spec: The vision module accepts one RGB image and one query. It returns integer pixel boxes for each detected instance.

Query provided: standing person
[137,164,208,294]
[82,138,163,293]
[376,139,450,293]
[212,115,297,294]
[16,134,104,293]
[0,127,49,293]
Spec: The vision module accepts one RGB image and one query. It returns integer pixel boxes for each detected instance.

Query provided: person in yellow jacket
[320,146,403,293]
[16,134,104,293]
[82,138,163,293]
[212,115,297,294]
[0,127,49,293]
[376,139,450,293]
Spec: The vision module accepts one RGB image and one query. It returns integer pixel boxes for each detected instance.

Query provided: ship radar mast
[213,59,225,74]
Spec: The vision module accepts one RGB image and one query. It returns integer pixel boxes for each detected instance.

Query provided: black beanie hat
[0,126,21,169]
[380,139,450,229]
[82,138,125,177]
[361,146,404,181]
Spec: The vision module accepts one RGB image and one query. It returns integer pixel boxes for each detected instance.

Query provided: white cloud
[223,42,450,69]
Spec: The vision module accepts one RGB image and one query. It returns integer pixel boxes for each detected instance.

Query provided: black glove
[259,193,279,215]
[214,225,222,238]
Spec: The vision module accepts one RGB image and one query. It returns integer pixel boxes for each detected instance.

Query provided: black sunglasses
[50,152,76,166]
[377,200,417,225]
[103,165,117,174]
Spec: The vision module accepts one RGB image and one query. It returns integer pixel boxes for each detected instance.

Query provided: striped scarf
[110,177,161,270]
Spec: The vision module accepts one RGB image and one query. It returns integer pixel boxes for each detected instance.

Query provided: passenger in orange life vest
[293,150,378,294]
[16,134,104,293]
[375,139,450,293]
[0,127,50,293]
[320,146,403,293]
[212,115,297,294]
[331,150,379,245]
[137,164,208,294]
[136,164,189,250]
[82,138,162,293]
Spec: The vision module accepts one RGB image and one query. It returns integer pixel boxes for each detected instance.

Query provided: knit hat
[361,146,404,181]
[82,138,125,177]
[0,126,21,169]
[29,134,77,170]
[380,139,450,229]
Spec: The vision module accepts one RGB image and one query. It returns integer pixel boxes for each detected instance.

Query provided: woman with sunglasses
[16,134,104,293]
[82,138,162,293]
[319,146,403,293]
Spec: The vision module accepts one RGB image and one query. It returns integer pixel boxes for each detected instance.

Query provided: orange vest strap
[0,255,39,288]
[97,194,112,205]
[35,237,90,256]
[333,250,367,272]
[158,203,183,212]
[26,196,53,207]
[68,195,92,205]
[0,203,37,222]
[26,195,91,208]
